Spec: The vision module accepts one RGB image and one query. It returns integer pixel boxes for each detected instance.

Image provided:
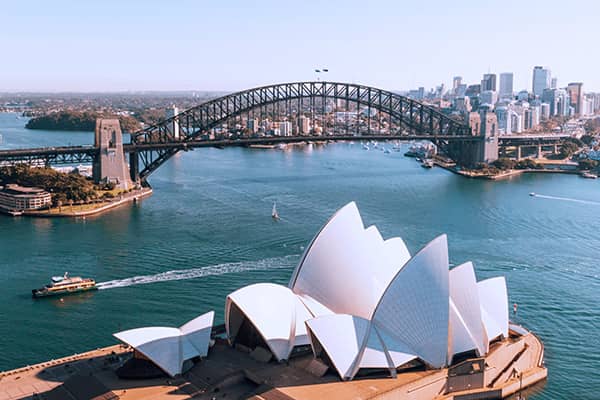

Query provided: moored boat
[32,272,97,298]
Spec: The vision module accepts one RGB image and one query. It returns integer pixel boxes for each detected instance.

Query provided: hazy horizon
[1,0,599,93]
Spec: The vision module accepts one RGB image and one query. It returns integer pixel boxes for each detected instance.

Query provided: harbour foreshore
[0,187,152,218]
[0,327,547,400]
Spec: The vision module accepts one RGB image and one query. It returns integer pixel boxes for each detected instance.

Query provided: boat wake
[96,255,299,290]
[533,194,600,206]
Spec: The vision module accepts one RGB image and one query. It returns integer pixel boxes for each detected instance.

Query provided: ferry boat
[32,272,97,298]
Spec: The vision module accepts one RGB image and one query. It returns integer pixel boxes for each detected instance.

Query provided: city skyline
[1,0,599,93]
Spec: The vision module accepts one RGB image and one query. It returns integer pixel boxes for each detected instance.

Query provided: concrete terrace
[0,329,546,400]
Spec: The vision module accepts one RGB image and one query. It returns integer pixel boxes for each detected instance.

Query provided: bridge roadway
[0,134,479,165]
[0,133,571,166]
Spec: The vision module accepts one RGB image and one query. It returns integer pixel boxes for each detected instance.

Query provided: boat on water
[581,172,598,179]
[529,192,536,197]
[421,159,434,168]
[272,202,280,221]
[362,144,370,150]
[32,272,97,298]
[383,147,391,154]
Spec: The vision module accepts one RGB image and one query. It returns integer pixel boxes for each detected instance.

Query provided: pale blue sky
[1,0,598,92]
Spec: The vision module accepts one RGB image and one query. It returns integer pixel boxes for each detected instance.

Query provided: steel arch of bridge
[130,81,475,180]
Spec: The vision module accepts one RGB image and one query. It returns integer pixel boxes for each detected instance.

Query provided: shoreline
[433,160,593,181]
[0,187,153,218]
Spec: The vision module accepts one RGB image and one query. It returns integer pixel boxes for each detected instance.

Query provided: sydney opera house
[3,202,546,400]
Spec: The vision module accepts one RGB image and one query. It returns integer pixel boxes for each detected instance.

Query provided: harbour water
[0,113,599,398]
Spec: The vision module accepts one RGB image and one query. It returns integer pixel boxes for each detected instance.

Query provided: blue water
[0,113,599,398]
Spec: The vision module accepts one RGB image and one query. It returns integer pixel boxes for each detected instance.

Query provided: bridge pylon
[92,119,133,189]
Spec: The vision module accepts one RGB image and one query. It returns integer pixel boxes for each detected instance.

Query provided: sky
[0,0,598,93]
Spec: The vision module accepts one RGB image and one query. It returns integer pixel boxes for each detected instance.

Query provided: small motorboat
[529,192,536,197]
[421,159,434,169]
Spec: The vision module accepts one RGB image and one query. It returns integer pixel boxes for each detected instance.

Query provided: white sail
[272,202,279,219]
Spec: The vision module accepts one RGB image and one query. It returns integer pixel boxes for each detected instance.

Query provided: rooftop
[0,184,48,196]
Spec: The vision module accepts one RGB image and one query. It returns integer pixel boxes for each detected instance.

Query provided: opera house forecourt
[1,202,546,400]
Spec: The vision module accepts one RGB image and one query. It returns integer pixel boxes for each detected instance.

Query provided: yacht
[32,272,97,298]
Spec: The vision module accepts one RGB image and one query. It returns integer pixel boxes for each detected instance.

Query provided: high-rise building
[452,76,462,93]
[551,77,557,89]
[532,66,551,97]
[567,82,584,115]
[481,74,497,92]
[542,89,559,116]
[499,73,514,99]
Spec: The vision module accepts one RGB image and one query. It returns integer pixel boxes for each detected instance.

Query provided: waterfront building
[247,118,259,134]
[297,116,310,134]
[481,73,497,92]
[279,121,292,136]
[0,184,52,211]
[532,66,551,97]
[225,202,509,379]
[499,73,514,99]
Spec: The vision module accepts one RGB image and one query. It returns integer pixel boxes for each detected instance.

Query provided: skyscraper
[452,76,462,93]
[481,74,497,92]
[499,73,514,98]
[567,82,584,116]
[532,66,551,97]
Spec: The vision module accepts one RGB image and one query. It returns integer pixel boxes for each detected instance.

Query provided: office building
[481,74,497,92]
[499,73,514,99]
[567,82,584,115]
[532,66,551,97]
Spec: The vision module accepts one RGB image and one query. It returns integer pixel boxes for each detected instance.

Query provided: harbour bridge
[0,81,495,186]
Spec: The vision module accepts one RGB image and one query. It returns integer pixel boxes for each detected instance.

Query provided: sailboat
[272,202,280,220]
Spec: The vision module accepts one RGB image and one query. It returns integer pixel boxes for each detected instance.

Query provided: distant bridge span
[0,82,490,183]
[130,81,477,179]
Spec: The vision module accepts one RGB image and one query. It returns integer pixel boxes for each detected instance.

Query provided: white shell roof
[224,202,511,380]
[449,262,487,357]
[114,311,214,377]
[289,202,411,320]
[478,277,509,341]
[372,235,450,368]
[226,283,312,361]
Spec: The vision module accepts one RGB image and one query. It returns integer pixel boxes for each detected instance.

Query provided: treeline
[25,111,141,133]
[0,165,97,205]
